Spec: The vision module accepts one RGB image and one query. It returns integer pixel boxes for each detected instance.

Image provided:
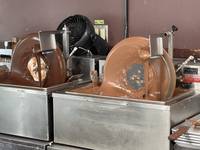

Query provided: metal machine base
[0,134,51,150]
[174,144,198,150]
[47,144,89,150]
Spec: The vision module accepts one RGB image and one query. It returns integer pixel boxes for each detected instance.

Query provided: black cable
[124,0,128,39]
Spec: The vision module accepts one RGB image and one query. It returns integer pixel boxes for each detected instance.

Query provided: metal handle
[172,25,178,32]
[176,56,194,72]
[168,126,189,141]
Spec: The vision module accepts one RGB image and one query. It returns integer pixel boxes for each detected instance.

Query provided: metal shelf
[0,48,12,56]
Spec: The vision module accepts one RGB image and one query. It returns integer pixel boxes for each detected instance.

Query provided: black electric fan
[56,15,108,56]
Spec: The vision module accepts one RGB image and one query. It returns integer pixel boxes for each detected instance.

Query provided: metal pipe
[62,25,71,76]
[62,25,69,60]
[176,56,194,73]
[167,32,174,60]
[124,0,128,39]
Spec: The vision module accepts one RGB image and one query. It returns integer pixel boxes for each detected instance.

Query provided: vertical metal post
[124,0,128,39]
[62,24,69,60]
[62,25,71,76]
[167,25,178,61]
[167,32,173,60]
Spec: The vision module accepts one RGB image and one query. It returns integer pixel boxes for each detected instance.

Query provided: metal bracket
[149,33,165,58]
[38,25,71,76]
[38,25,70,60]
[149,25,178,60]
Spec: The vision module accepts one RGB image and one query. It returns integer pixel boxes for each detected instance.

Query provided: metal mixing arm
[176,56,194,73]
[149,25,178,59]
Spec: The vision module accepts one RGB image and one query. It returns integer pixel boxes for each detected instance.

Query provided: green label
[94,20,104,24]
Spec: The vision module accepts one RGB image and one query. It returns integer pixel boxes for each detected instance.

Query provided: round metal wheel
[98,36,176,101]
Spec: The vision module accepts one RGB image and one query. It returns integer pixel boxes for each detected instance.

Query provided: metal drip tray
[172,114,200,149]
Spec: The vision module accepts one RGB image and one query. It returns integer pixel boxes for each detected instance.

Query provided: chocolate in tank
[98,37,155,99]
[2,33,67,87]
[99,36,176,100]
[139,47,151,100]
[32,44,43,87]
[72,36,176,101]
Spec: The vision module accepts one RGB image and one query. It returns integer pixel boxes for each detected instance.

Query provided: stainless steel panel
[175,135,200,143]
[0,88,51,141]
[174,141,200,150]
[170,90,200,127]
[0,82,80,141]
[38,30,64,51]
[149,33,164,57]
[0,134,51,150]
[53,92,171,150]
[0,48,12,56]
[99,59,105,81]
[52,87,200,150]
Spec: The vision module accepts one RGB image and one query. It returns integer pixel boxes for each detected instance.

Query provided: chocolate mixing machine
[51,27,200,150]
[0,25,199,150]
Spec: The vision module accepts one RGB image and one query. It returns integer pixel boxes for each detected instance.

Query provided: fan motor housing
[56,15,108,56]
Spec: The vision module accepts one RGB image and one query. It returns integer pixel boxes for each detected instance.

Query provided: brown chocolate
[73,37,176,101]
[0,33,67,87]
[0,65,9,75]
[90,70,101,86]
[168,126,189,141]
[0,65,10,83]
[173,88,188,97]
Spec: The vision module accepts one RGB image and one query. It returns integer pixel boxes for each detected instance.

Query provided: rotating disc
[3,33,67,87]
[97,36,176,101]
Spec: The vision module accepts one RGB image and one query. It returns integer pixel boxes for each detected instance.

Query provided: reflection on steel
[0,82,77,141]
[52,84,200,150]
[0,133,50,150]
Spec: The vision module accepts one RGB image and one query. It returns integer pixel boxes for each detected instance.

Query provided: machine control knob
[172,25,178,32]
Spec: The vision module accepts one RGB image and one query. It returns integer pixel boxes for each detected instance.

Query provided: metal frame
[0,80,90,141]
[149,27,177,59]
[52,82,200,150]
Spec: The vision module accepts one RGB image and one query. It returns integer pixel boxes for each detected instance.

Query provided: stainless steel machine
[0,16,107,150]
[50,28,200,150]
[0,24,200,150]
[51,80,199,150]
[0,41,12,70]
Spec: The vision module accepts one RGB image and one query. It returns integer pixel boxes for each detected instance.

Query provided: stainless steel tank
[52,82,200,150]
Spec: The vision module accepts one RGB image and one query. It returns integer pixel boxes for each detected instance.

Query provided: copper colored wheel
[3,33,67,87]
[98,36,176,101]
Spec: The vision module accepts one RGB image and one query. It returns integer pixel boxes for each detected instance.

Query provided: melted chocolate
[33,44,42,87]
[0,33,67,87]
[0,65,10,83]
[73,37,176,101]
